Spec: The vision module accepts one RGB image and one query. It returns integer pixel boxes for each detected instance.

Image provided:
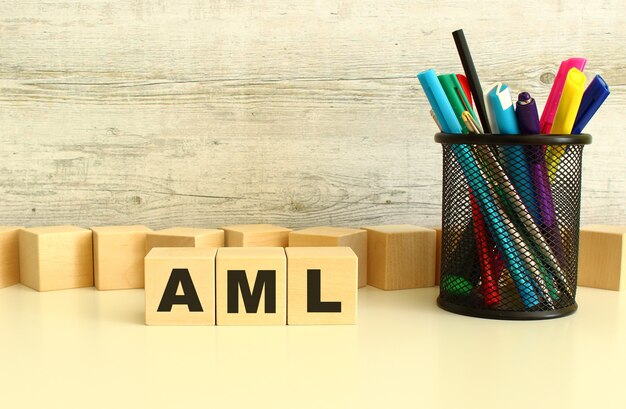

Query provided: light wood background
[1,0,624,229]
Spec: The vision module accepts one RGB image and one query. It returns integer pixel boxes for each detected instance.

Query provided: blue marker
[572,74,610,134]
[486,83,541,223]
[417,69,463,134]
[486,83,520,134]
[449,144,540,309]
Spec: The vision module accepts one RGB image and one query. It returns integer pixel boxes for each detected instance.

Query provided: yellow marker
[546,68,586,181]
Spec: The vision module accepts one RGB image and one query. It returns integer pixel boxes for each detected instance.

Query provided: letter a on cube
[145,247,217,325]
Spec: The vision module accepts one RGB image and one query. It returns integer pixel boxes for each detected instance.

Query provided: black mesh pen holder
[435,132,592,320]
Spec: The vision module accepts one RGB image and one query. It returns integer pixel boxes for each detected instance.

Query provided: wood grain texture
[0,1,624,229]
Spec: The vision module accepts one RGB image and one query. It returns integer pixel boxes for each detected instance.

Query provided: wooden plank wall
[0,0,624,229]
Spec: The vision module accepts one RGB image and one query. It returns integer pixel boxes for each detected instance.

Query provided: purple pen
[515,92,540,134]
[516,92,565,265]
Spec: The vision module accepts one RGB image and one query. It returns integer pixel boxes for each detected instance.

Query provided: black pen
[452,29,492,134]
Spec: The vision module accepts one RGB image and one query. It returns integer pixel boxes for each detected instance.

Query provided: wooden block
[19,226,93,291]
[289,226,368,288]
[0,227,23,289]
[146,227,224,254]
[92,225,152,290]
[578,225,626,291]
[362,225,436,290]
[434,227,442,285]
[145,247,217,325]
[216,247,286,325]
[221,224,291,247]
[285,247,357,325]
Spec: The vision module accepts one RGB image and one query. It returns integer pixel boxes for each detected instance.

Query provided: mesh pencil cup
[435,132,592,320]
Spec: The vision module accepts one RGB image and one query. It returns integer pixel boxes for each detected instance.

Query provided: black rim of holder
[434,132,592,146]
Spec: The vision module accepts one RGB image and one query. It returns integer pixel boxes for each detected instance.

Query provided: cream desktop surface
[0,285,625,408]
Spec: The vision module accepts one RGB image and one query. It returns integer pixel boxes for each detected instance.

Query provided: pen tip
[518,92,531,101]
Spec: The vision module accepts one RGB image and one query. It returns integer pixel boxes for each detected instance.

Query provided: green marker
[438,73,479,134]
[441,274,473,297]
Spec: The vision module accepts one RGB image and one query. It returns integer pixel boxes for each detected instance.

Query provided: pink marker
[539,58,587,134]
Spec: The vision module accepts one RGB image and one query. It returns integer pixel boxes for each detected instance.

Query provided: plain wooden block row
[289,225,438,290]
[145,247,357,325]
[6,223,626,293]
[7,224,270,291]
[1,223,441,292]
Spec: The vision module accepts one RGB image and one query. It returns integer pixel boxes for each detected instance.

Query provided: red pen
[470,191,501,306]
[456,74,473,108]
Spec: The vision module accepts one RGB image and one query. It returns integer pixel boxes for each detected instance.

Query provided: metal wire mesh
[438,139,586,320]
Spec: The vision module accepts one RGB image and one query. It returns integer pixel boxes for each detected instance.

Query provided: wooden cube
[19,226,93,291]
[434,227,442,285]
[289,226,368,288]
[285,247,357,325]
[92,225,152,290]
[578,225,626,291]
[146,227,224,254]
[362,225,436,290]
[0,227,22,289]
[216,247,286,325]
[145,247,217,325]
[221,224,291,247]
